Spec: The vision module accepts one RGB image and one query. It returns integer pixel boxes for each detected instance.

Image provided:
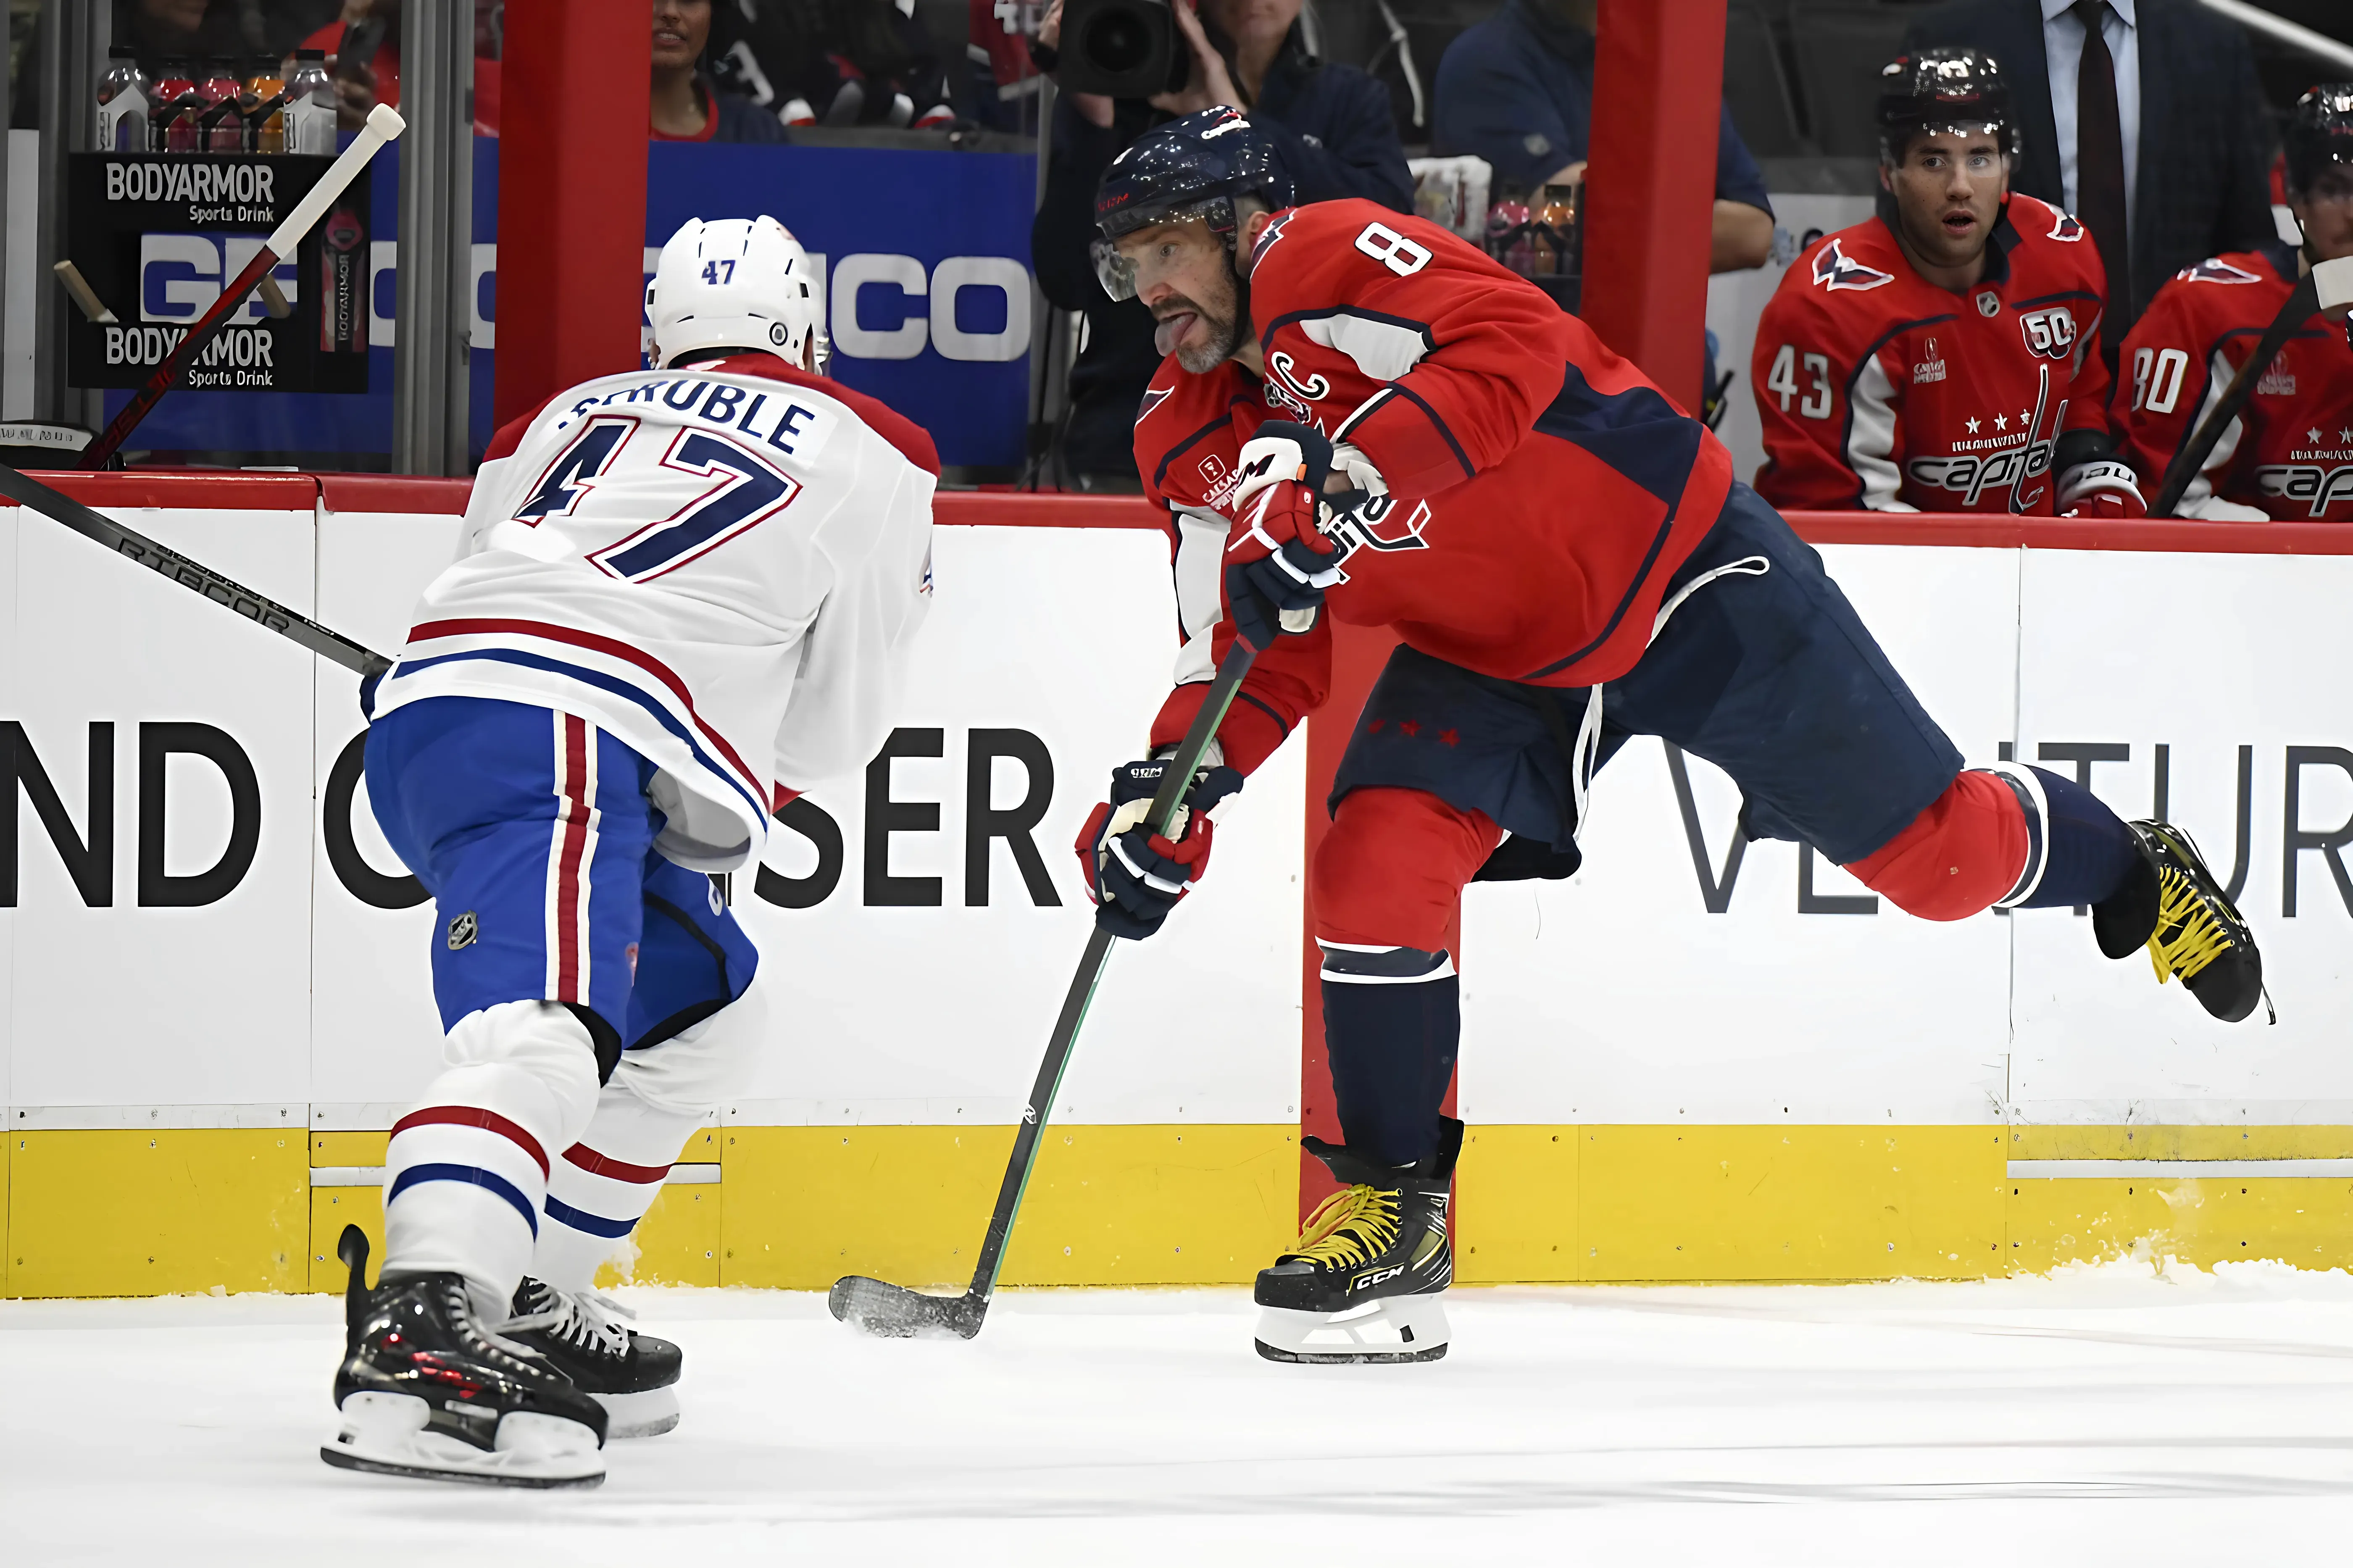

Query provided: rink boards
[0,478,2349,1297]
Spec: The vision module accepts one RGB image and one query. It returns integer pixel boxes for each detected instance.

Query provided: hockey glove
[2057,460,2149,519]
[1075,755,1245,939]
[1224,421,1353,649]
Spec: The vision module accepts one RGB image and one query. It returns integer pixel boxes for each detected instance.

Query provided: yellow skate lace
[1282,1183,1402,1269]
[2148,867,2233,985]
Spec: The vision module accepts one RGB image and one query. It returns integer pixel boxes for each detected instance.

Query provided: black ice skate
[320,1226,607,1488]
[502,1276,683,1439]
[2092,821,2271,1024]
[1253,1120,1458,1365]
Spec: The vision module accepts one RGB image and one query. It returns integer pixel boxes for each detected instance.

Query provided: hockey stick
[0,459,391,676]
[2150,254,2353,518]
[83,103,406,469]
[829,631,1265,1339]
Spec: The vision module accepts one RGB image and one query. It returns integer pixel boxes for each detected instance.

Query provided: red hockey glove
[2057,460,2148,519]
[1074,756,1244,939]
[1224,421,1350,650]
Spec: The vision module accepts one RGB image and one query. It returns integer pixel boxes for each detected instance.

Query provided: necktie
[2072,0,2130,355]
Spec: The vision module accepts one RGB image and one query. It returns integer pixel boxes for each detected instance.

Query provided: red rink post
[82,104,408,469]
[1580,0,1727,411]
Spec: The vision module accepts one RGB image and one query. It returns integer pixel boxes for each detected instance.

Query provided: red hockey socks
[1309,789,1495,1168]
[1848,765,2140,920]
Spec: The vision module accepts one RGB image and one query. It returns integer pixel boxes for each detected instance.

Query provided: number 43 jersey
[369,355,938,873]
[1750,195,2112,514]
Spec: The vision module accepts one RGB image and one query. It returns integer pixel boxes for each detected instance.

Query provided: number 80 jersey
[1750,196,2112,515]
[368,355,939,873]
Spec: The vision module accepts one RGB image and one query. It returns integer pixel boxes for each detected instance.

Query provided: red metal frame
[492,0,652,431]
[1582,0,1729,412]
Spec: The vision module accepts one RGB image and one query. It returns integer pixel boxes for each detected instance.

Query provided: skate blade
[1253,1295,1450,1365]
[321,1392,605,1488]
[596,1384,681,1440]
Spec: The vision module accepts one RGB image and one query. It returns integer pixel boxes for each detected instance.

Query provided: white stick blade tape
[366,103,407,139]
[2316,255,2353,313]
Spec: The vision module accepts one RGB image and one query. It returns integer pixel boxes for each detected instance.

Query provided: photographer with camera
[1031,0,1410,487]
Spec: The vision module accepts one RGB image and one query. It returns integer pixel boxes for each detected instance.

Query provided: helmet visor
[1092,199,1235,302]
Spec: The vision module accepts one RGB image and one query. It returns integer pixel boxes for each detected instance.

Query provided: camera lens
[1084,11,1152,74]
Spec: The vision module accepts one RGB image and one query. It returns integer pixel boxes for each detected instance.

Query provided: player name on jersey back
[373,359,937,876]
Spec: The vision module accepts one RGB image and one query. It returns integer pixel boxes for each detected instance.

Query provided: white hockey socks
[382,1000,603,1322]
[531,1083,708,1292]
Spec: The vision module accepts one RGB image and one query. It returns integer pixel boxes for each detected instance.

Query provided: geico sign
[824,255,1032,363]
[138,232,297,326]
[635,247,1033,366]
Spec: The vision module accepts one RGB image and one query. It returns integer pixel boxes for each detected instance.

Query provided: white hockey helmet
[647,216,827,372]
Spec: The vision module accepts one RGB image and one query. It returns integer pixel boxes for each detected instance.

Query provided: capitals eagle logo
[1811,237,1893,293]
[2177,257,2264,286]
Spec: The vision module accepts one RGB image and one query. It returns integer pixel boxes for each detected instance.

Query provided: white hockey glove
[1227,421,1353,645]
[2056,459,2148,519]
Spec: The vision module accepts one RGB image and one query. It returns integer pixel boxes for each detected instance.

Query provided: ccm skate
[1254,1120,1458,1364]
[2095,821,2270,1023]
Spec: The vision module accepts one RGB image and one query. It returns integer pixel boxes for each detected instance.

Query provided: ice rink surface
[8,1260,2353,1565]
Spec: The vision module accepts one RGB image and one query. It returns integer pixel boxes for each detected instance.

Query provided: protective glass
[1093,199,1233,301]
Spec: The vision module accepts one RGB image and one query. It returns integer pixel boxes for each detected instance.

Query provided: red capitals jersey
[2115,243,2353,520]
[1134,199,1734,775]
[1751,196,2113,514]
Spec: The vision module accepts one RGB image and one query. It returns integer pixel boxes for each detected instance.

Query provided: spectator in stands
[1432,0,1775,275]
[963,0,1045,134]
[305,0,504,134]
[18,0,242,126]
[1030,0,1412,487]
[653,0,784,142]
[1903,0,2276,350]
[706,0,954,130]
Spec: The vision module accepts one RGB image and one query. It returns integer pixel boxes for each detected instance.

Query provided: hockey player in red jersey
[2116,86,2353,521]
[1076,107,2265,1366]
[1752,50,2143,518]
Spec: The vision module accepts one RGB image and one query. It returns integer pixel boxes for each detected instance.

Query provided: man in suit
[1905,0,2276,350]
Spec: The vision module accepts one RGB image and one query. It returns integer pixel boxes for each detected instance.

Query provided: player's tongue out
[1154,311,1197,356]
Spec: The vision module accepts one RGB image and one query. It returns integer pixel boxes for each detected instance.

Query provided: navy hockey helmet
[2285,84,2353,195]
[1876,47,2018,163]
[1092,105,1293,300]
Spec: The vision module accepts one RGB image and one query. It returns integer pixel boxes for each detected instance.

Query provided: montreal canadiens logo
[2048,211,2086,242]
[1810,237,1893,293]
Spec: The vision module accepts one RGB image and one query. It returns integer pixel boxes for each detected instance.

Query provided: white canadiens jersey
[370,358,938,873]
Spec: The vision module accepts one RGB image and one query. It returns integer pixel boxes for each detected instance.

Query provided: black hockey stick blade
[827,1275,986,1339]
[0,460,392,677]
[829,632,1267,1340]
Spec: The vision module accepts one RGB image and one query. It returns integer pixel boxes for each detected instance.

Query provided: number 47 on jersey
[512,416,803,583]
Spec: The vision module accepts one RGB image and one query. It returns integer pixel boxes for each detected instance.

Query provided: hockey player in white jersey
[321,216,937,1488]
